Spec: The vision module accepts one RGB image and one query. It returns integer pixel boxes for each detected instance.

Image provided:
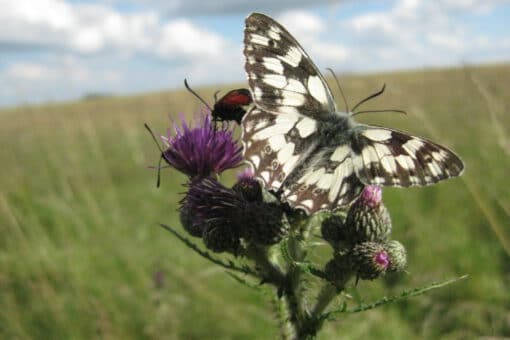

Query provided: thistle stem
[311,283,339,317]
[245,245,286,285]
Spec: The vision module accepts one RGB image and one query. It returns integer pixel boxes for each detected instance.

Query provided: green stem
[311,283,338,317]
[273,291,297,340]
[299,273,352,338]
[244,244,286,285]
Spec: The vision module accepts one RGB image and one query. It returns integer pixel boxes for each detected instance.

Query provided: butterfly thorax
[317,112,358,148]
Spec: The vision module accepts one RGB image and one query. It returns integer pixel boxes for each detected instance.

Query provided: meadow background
[1,62,509,339]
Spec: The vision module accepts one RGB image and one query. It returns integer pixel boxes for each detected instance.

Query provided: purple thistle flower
[342,185,391,245]
[359,185,382,208]
[374,251,390,268]
[232,167,262,202]
[237,167,254,181]
[351,242,389,280]
[162,113,243,179]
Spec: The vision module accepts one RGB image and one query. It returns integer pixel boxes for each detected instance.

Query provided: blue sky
[1,0,509,107]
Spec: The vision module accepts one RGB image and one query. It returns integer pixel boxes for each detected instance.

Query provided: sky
[1,0,509,107]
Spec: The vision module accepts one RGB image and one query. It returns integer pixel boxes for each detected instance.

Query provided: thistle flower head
[180,178,246,253]
[243,202,286,245]
[360,185,382,208]
[351,242,389,280]
[162,113,242,179]
[324,255,352,286]
[321,213,345,247]
[232,167,262,202]
[385,240,407,273]
[343,186,391,245]
[184,177,245,227]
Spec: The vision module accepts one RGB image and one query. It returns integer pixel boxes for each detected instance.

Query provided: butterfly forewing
[244,13,336,118]
[242,107,319,192]
[352,127,465,187]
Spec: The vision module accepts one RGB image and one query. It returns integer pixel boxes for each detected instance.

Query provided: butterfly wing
[244,12,336,118]
[279,145,364,214]
[351,126,465,187]
[242,107,320,192]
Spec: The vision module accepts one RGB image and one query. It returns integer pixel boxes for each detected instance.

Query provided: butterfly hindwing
[280,146,364,213]
[352,127,464,187]
[244,13,336,118]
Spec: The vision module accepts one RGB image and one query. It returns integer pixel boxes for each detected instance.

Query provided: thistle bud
[179,197,204,237]
[344,186,392,245]
[232,168,262,202]
[324,255,352,285]
[385,240,407,273]
[242,202,287,245]
[184,178,245,252]
[202,221,241,254]
[321,214,344,244]
[351,241,389,280]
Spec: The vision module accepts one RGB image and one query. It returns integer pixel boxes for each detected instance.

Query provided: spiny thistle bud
[202,220,241,254]
[184,178,245,252]
[351,242,389,280]
[243,202,287,245]
[179,197,204,237]
[385,240,407,273]
[232,168,262,202]
[344,186,392,245]
[321,214,345,246]
[324,254,352,285]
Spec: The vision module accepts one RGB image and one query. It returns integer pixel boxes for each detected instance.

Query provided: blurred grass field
[1,63,509,339]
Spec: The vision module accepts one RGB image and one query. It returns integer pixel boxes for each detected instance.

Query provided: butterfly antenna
[352,109,407,116]
[326,67,349,113]
[213,90,221,103]
[352,84,386,115]
[184,79,212,111]
[144,123,165,188]
[351,84,407,116]
[351,83,386,113]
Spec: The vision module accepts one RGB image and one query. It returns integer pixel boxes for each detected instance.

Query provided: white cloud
[0,0,228,58]
[0,0,508,107]
[278,10,325,36]
[104,0,342,15]
[156,19,227,59]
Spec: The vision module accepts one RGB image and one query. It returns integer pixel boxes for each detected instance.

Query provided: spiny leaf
[225,272,263,291]
[322,275,468,320]
[159,223,256,276]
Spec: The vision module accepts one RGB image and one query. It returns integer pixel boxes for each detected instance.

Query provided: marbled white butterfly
[241,13,465,215]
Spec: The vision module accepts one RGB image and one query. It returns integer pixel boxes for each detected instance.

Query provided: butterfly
[241,13,465,215]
